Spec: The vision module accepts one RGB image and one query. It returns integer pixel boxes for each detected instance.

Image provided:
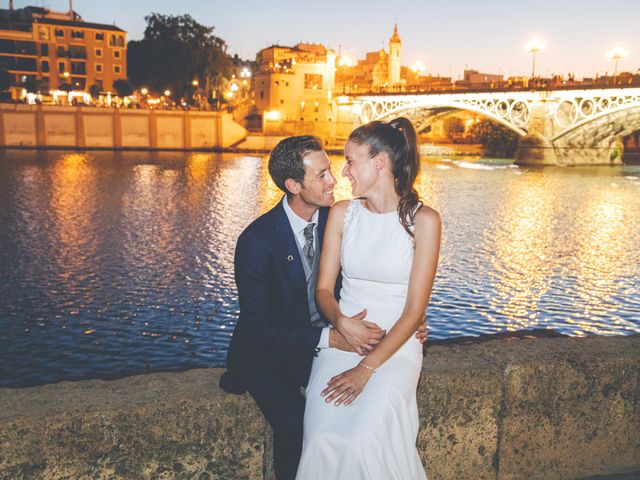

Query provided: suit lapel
[273,201,307,292]
[317,207,329,251]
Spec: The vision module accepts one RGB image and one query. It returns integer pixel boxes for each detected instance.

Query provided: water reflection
[569,187,639,334]
[0,152,639,387]
[486,171,558,330]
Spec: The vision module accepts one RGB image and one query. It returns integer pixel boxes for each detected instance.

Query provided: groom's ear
[284,178,302,195]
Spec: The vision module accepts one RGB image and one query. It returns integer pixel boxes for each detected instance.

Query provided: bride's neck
[363,185,399,214]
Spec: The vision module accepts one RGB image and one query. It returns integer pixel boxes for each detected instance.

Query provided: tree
[127,13,232,102]
[113,79,134,97]
[469,119,520,158]
[23,77,37,93]
[89,83,102,97]
[443,117,465,141]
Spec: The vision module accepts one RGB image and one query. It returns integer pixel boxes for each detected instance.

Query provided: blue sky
[15,0,640,79]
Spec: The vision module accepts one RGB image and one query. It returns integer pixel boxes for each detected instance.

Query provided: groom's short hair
[268,135,324,195]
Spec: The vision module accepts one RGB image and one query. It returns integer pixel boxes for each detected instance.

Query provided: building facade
[255,43,335,124]
[335,25,404,93]
[0,6,126,93]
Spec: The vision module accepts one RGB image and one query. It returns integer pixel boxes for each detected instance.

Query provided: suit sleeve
[235,230,323,356]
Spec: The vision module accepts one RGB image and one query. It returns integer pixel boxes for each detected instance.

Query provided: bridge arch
[356,97,529,136]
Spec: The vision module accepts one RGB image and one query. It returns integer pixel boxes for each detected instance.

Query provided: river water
[1,150,639,387]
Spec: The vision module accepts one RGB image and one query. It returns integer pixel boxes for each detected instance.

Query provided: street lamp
[526,37,545,79]
[164,90,171,96]
[192,79,199,87]
[607,46,628,77]
[337,55,353,68]
[411,61,426,74]
[140,87,148,95]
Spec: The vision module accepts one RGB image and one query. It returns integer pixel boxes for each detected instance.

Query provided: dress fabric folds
[296,200,428,480]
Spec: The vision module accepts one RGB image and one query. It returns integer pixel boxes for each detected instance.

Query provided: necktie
[303,223,315,267]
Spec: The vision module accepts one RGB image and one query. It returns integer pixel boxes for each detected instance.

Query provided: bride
[295,117,441,479]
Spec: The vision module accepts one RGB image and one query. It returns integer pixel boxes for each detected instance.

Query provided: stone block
[469,336,640,480]
[418,343,502,480]
[0,370,265,480]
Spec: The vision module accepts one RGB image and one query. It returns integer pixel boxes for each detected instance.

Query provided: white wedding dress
[296,199,428,479]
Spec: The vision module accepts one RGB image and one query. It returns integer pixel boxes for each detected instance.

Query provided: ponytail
[348,116,421,236]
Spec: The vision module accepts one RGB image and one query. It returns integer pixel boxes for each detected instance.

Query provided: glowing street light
[192,79,199,87]
[338,55,353,67]
[240,67,251,78]
[63,71,70,78]
[164,90,171,96]
[140,87,148,95]
[607,46,629,77]
[526,37,545,79]
[411,61,426,74]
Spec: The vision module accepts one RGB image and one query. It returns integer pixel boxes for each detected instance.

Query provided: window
[55,28,64,38]
[274,81,279,87]
[285,82,289,87]
[39,43,48,56]
[95,48,102,58]
[58,61,65,73]
[13,57,37,72]
[39,27,49,41]
[95,63,103,73]
[109,34,116,46]
[260,91,264,99]
[95,32,104,41]
[56,46,66,58]
[117,35,124,47]
[71,61,86,75]
[41,60,49,73]
[71,30,84,39]
[113,50,121,59]
[114,65,121,74]
[280,99,284,104]
[67,45,86,59]
[304,74,322,90]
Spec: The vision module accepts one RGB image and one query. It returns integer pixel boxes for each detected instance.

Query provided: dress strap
[343,199,362,233]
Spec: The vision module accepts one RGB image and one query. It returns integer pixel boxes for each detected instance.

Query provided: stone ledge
[1,335,638,480]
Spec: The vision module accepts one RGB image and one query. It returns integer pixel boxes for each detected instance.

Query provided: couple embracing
[221,117,441,479]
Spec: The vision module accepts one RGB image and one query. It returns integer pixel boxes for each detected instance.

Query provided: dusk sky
[15,0,640,79]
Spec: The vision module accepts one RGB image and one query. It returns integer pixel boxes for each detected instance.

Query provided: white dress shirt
[282,196,330,349]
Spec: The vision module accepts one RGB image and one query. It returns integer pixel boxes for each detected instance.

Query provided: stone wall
[0,104,248,150]
[0,335,638,480]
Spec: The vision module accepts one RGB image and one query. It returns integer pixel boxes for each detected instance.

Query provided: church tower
[388,23,402,87]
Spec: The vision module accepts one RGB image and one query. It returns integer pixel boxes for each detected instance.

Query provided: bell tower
[388,24,402,87]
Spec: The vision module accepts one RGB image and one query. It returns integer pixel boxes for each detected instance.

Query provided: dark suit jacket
[220,200,331,394]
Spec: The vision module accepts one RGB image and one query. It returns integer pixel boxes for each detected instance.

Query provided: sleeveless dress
[296,199,428,479]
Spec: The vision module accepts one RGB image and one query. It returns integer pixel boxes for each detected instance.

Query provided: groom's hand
[336,309,385,356]
[328,328,356,352]
[414,315,428,344]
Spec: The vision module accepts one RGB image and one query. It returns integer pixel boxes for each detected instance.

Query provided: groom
[220,136,423,479]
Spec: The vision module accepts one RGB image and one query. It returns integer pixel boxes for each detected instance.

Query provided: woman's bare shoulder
[413,205,441,233]
[328,199,351,218]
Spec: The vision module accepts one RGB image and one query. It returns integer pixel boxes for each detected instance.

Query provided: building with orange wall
[0,5,126,93]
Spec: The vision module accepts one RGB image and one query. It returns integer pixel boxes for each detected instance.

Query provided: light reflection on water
[0,150,639,387]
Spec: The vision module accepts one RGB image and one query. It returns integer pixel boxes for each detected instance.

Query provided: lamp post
[607,46,628,78]
[526,37,545,80]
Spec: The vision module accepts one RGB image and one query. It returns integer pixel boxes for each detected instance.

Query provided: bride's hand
[321,363,374,406]
[336,309,385,355]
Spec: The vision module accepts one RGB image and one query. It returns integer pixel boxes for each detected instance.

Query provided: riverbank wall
[0,104,248,150]
[1,334,638,479]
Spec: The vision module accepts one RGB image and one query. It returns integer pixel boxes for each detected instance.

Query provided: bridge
[347,87,640,165]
